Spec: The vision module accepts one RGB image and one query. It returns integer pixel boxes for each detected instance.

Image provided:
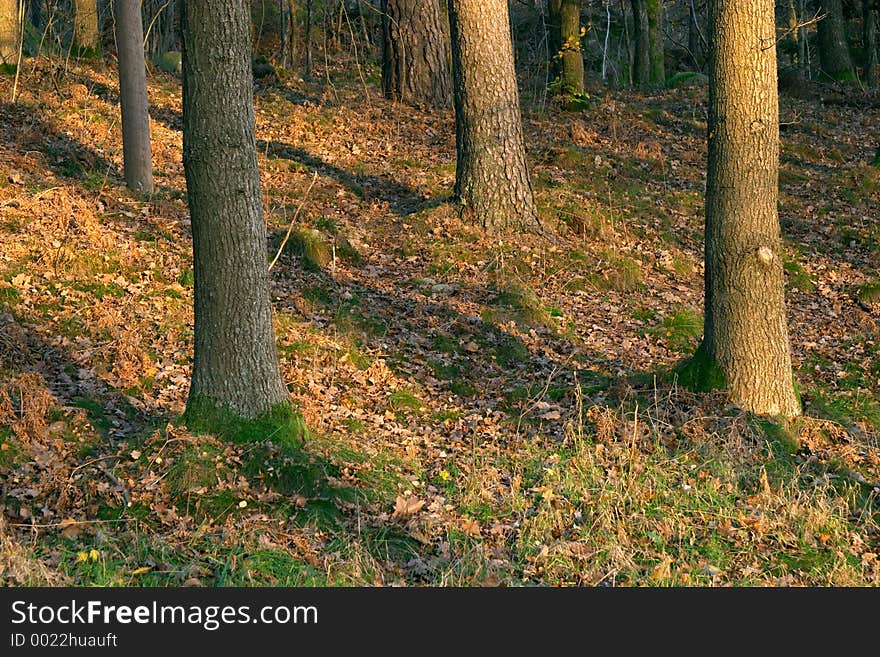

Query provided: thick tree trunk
[630,0,650,84]
[817,0,855,80]
[864,0,878,86]
[447,0,539,232]
[646,0,664,83]
[181,0,290,419]
[115,0,153,194]
[557,0,584,94]
[0,0,20,67]
[381,0,451,108]
[73,0,100,53]
[697,0,800,418]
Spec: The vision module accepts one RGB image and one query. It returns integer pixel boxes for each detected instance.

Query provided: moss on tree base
[183,396,307,449]
[675,343,726,393]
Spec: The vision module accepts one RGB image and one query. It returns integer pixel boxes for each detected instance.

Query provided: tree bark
[698,0,800,417]
[0,0,20,67]
[556,0,584,94]
[687,0,704,69]
[73,0,100,53]
[817,0,855,80]
[181,0,290,418]
[646,0,664,83]
[447,0,539,232]
[114,0,153,194]
[630,0,650,84]
[864,0,878,86]
[381,0,451,108]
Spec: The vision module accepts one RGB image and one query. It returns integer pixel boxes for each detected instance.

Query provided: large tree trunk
[646,0,664,83]
[0,0,20,67]
[447,0,538,231]
[73,0,100,53]
[553,0,584,95]
[381,0,451,108]
[114,0,153,194]
[864,0,878,86]
[629,0,650,84]
[817,0,855,80]
[695,0,800,417]
[181,0,290,419]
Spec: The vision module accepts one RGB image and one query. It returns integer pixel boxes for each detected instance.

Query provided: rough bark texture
[646,0,664,83]
[382,0,451,108]
[817,0,855,80]
[447,0,539,231]
[0,0,19,66]
[864,0,878,86]
[630,0,650,84]
[73,0,100,52]
[558,0,584,94]
[701,0,800,417]
[181,0,290,418]
[114,0,153,194]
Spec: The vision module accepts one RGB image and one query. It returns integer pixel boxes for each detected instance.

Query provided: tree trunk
[280,0,295,68]
[556,0,584,94]
[381,0,451,108]
[114,0,153,194]
[447,0,539,232]
[181,0,291,419]
[864,0,878,86]
[817,0,855,80]
[695,0,800,418]
[0,0,19,67]
[73,0,100,53]
[305,0,313,78]
[687,0,704,69]
[646,0,664,83]
[629,0,650,84]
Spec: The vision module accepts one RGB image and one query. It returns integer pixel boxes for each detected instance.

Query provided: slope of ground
[0,57,878,586]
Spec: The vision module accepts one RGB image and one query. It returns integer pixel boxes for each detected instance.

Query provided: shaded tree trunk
[817,0,855,80]
[73,0,100,53]
[552,0,584,95]
[447,0,539,231]
[864,0,878,86]
[0,0,20,67]
[687,0,705,69]
[181,0,290,419]
[630,0,650,83]
[381,0,451,108]
[280,0,295,68]
[305,0,312,78]
[115,0,153,194]
[694,0,800,417]
[646,0,664,83]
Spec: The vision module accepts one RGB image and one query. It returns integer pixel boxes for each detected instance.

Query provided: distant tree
[817,0,855,80]
[548,0,584,96]
[0,0,20,68]
[73,0,100,54]
[114,0,153,194]
[447,0,539,231]
[630,0,650,83]
[685,0,801,417]
[646,0,664,83]
[181,0,292,420]
[864,0,878,86]
[381,0,451,107]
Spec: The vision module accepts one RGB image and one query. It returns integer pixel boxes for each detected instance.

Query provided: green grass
[650,307,703,352]
[183,398,307,449]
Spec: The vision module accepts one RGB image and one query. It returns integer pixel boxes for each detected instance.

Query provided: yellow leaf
[439,470,450,481]
[391,495,425,520]
[76,551,88,563]
[89,549,100,561]
[131,566,152,575]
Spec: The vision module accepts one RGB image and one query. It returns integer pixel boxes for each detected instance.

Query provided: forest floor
[1,57,879,586]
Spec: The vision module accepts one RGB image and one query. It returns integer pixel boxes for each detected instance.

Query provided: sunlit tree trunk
[181,0,291,418]
[693,0,800,418]
[552,0,584,94]
[73,0,100,54]
[447,0,539,231]
[0,0,20,67]
[115,0,153,194]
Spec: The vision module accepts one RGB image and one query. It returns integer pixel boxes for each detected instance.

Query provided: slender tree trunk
[115,0,153,194]
[447,0,539,232]
[687,0,703,69]
[280,0,295,68]
[557,0,584,94]
[381,0,451,108]
[0,0,20,67]
[305,0,313,78]
[646,0,664,83]
[864,0,878,86]
[181,0,290,419]
[629,0,650,84]
[73,0,100,53]
[548,0,562,78]
[695,0,800,418]
[817,0,855,80]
